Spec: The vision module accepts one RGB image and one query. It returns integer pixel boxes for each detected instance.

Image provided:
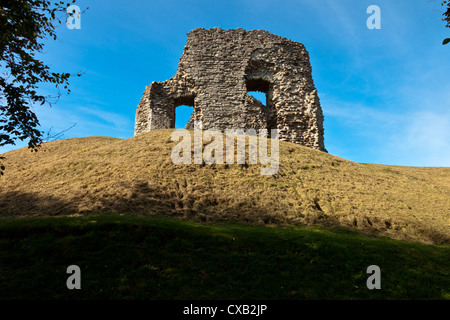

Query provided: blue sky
[1,0,449,167]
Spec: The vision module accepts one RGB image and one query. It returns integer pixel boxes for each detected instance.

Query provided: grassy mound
[0,215,448,300]
[1,129,449,244]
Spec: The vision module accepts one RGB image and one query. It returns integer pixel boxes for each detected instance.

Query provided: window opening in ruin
[246,78,277,136]
[247,91,266,106]
[175,105,194,129]
[173,95,195,129]
[246,78,270,106]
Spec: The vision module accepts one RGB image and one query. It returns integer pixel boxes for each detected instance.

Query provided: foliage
[0,0,80,175]
[443,1,450,44]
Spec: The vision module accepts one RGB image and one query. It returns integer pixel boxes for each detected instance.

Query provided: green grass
[2,131,450,245]
[0,214,448,300]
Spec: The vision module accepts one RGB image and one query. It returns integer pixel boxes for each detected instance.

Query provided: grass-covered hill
[1,129,449,245]
[0,214,448,300]
[1,129,449,300]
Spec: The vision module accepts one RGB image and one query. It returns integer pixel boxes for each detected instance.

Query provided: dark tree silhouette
[442,1,450,44]
[0,0,82,175]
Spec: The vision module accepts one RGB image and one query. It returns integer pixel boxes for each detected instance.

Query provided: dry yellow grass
[1,129,449,244]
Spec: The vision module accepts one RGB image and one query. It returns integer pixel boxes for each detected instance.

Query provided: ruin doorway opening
[173,95,195,129]
[175,105,193,129]
[245,78,276,136]
[247,91,267,106]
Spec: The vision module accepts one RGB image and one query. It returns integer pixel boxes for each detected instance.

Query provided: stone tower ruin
[134,27,326,152]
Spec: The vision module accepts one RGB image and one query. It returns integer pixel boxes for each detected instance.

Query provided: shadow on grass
[1,178,449,246]
[0,214,449,300]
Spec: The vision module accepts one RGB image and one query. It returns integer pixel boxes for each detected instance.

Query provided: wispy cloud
[77,106,132,130]
[323,96,450,166]
[323,100,398,124]
[0,103,134,155]
[389,111,450,166]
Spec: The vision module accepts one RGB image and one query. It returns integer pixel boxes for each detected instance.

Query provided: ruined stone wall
[135,27,326,152]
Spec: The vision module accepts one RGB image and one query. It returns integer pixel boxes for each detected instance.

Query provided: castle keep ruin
[134,27,326,152]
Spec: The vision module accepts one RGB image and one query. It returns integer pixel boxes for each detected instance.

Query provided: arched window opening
[246,78,270,106]
[175,105,194,129]
[247,91,267,106]
[245,78,276,135]
[173,95,195,129]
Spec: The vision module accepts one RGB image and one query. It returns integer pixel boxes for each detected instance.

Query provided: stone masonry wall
[134,27,326,152]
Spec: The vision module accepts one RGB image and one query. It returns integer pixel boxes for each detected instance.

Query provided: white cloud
[77,106,132,130]
[323,96,450,167]
[390,111,450,166]
[323,100,398,124]
[0,103,134,155]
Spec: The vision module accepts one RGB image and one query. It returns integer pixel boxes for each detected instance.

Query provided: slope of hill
[1,129,449,244]
[1,214,449,300]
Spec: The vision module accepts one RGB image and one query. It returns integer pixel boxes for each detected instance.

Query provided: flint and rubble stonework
[134,27,326,152]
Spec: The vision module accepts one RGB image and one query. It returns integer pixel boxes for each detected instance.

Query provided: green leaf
[443,38,450,45]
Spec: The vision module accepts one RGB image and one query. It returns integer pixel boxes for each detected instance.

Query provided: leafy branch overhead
[0,0,83,175]
[443,1,450,44]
